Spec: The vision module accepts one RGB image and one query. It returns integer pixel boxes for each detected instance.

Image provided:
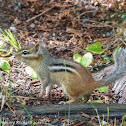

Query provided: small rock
[121,14,126,20]
[30,23,35,28]
[32,33,38,38]
[106,32,111,37]
[10,27,17,33]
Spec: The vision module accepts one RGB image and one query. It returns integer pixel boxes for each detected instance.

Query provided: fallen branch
[1,103,126,117]
[26,5,56,23]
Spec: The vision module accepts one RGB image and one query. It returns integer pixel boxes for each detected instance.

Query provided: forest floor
[0,0,126,125]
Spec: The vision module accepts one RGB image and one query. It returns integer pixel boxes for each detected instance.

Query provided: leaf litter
[0,0,126,125]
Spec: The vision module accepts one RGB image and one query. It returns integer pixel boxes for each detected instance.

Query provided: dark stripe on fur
[50,69,72,73]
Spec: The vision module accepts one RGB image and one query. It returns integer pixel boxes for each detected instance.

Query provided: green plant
[73,53,93,67]
[0,30,34,125]
[0,60,13,101]
[0,118,1,126]
[0,60,10,73]
[17,98,34,126]
[90,102,112,126]
[102,55,114,62]
[1,29,38,80]
[0,29,21,50]
[0,29,21,109]
[0,59,13,110]
[90,102,103,126]
[86,42,104,54]
[73,42,104,67]
[107,107,109,124]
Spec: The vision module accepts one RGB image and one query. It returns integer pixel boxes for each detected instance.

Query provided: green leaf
[86,42,104,54]
[25,66,38,79]
[80,53,93,67]
[97,86,108,92]
[0,60,10,73]
[73,53,82,63]
[88,100,103,103]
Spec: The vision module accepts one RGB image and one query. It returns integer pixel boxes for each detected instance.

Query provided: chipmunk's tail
[97,48,126,87]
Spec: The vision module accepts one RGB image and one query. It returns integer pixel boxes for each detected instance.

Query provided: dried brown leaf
[55,2,77,8]
[81,112,91,119]
[26,0,37,2]
[73,121,86,126]
[61,119,74,126]
[14,18,21,25]
[37,25,51,32]
[66,27,83,37]
[57,10,71,20]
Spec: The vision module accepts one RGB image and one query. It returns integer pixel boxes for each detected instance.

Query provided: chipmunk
[15,43,126,104]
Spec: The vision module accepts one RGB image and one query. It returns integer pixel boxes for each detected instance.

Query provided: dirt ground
[0,0,126,125]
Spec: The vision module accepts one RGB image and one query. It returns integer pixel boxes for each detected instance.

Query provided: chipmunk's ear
[35,43,40,52]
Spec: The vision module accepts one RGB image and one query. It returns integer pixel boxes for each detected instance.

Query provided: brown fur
[15,44,125,104]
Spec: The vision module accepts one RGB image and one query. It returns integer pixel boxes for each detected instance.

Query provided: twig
[12,95,37,99]
[5,102,16,114]
[30,80,40,85]
[26,5,56,23]
[73,121,86,126]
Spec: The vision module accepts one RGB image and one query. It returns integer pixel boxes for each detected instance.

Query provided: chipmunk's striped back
[48,63,81,76]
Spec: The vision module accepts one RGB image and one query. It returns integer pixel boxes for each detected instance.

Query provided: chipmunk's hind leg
[39,87,44,97]
[39,82,49,97]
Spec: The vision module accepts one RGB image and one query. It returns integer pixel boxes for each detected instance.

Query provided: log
[1,103,126,117]
[92,64,126,98]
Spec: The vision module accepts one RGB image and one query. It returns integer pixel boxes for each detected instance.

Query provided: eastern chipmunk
[15,43,126,104]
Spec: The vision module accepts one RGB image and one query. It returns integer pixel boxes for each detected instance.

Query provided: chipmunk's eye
[22,50,29,55]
